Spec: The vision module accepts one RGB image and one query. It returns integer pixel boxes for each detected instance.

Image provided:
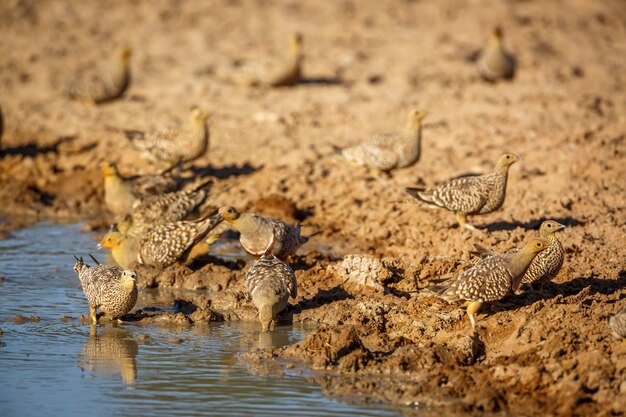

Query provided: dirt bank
[1,0,625,415]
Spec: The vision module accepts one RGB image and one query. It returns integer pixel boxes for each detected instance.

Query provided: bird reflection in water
[79,324,138,384]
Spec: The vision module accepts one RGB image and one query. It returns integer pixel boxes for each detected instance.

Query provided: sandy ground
[1,0,626,415]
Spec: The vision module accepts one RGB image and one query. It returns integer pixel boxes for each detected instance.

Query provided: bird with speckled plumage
[340,110,427,174]
[475,220,566,292]
[115,182,212,237]
[216,206,308,260]
[245,229,298,331]
[125,108,210,167]
[477,27,515,82]
[102,161,178,215]
[66,45,132,104]
[428,238,548,331]
[74,254,138,324]
[609,312,626,338]
[406,153,521,230]
[108,214,220,268]
[233,33,303,87]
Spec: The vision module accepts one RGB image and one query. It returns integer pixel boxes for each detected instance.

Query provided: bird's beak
[557,223,567,230]
[96,243,103,250]
[516,155,524,161]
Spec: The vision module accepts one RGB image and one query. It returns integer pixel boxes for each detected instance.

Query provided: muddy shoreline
[1,0,626,415]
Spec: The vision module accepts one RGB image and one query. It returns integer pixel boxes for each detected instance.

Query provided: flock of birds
[6,26,620,337]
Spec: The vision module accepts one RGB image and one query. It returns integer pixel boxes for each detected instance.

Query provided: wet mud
[1,0,625,415]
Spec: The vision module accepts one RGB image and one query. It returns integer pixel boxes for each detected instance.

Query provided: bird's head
[491,27,503,43]
[73,255,86,273]
[539,220,566,237]
[289,33,304,55]
[495,153,521,170]
[190,107,210,124]
[100,232,125,249]
[524,238,549,255]
[217,205,241,223]
[259,305,273,332]
[101,161,119,178]
[406,109,427,129]
[121,269,138,290]
[118,44,133,61]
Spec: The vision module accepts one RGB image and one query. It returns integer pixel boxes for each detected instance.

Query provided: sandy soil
[1,0,626,415]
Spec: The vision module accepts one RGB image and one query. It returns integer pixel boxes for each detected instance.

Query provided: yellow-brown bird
[216,206,309,259]
[125,108,210,167]
[99,232,139,269]
[475,220,566,292]
[340,110,427,174]
[428,238,548,331]
[233,33,304,87]
[477,27,515,82]
[406,153,521,230]
[101,161,178,215]
[244,229,298,331]
[115,182,212,237]
[136,213,221,267]
[66,45,132,104]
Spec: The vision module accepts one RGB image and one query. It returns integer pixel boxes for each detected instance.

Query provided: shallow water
[0,223,404,417]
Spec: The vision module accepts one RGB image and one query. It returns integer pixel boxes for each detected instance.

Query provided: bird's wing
[342,141,399,171]
[431,175,487,212]
[441,256,512,302]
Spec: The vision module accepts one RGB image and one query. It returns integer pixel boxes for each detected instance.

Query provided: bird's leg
[456,212,479,231]
[89,306,98,324]
[466,301,483,332]
[369,168,390,179]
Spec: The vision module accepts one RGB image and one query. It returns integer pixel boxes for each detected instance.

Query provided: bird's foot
[463,223,482,231]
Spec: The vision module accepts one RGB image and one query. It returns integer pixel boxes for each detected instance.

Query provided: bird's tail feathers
[124,130,146,145]
[405,187,436,205]
[471,243,497,258]
[88,254,102,266]
[191,178,214,193]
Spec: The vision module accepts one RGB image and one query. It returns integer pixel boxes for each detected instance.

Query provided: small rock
[333,254,391,293]
[59,316,71,323]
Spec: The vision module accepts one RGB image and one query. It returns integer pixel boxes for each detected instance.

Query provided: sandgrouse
[429,238,548,331]
[477,27,515,82]
[216,206,309,259]
[74,254,138,323]
[244,229,298,331]
[66,45,132,104]
[340,110,427,174]
[406,153,521,230]
[126,108,210,167]
[233,33,304,87]
[475,220,566,292]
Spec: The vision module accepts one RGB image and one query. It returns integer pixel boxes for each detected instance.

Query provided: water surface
[0,223,404,417]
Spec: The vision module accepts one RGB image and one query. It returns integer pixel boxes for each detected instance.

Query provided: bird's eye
[536,242,542,247]
[547,224,552,227]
